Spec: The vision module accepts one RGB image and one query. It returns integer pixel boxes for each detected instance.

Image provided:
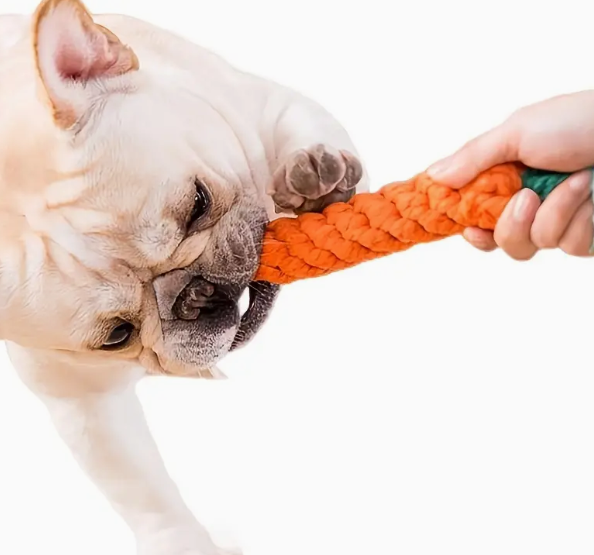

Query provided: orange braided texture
[255,162,525,284]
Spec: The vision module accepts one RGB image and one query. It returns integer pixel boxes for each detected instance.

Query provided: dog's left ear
[32,0,139,129]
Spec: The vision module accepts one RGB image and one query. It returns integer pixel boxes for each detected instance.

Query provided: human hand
[427,91,594,259]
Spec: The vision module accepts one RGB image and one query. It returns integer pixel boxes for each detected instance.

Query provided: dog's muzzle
[152,202,280,370]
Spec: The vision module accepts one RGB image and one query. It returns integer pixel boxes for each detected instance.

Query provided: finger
[530,170,592,249]
[558,199,594,256]
[462,228,498,251]
[427,121,518,188]
[493,188,541,260]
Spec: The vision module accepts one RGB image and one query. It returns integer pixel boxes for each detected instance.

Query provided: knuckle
[493,225,517,249]
[530,228,558,249]
[494,228,536,260]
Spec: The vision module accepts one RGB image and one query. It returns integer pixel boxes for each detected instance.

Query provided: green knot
[521,167,573,200]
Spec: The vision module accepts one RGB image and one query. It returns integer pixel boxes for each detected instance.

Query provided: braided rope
[254,163,570,284]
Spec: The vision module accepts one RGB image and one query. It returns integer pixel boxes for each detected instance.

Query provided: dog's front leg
[42,384,217,555]
[7,344,223,555]
[262,88,369,215]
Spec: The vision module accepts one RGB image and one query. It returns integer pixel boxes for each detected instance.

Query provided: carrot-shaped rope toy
[254,163,572,284]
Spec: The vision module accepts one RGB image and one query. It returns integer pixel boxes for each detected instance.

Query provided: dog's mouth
[230,280,280,350]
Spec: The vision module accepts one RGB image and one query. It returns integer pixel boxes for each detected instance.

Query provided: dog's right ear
[32,0,139,130]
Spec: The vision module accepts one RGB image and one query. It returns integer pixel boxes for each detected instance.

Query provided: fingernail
[513,190,532,221]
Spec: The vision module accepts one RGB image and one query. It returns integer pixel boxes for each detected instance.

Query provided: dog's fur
[0,1,367,553]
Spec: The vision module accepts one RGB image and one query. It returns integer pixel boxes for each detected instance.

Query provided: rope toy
[254,163,571,284]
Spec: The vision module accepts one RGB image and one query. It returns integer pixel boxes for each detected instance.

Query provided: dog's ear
[32,0,139,129]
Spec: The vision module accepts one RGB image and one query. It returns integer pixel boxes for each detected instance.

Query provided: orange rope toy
[254,163,572,284]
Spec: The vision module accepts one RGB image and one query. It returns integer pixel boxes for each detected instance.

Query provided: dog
[0,1,368,553]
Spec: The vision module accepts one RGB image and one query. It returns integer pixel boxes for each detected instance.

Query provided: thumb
[427,122,518,188]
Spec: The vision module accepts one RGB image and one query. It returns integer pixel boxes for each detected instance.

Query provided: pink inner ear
[34,1,139,127]
[54,30,128,81]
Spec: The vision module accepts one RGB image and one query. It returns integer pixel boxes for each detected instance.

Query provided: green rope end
[521,167,572,200]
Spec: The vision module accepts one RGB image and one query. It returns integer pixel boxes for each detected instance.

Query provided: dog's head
[0,0,279,377]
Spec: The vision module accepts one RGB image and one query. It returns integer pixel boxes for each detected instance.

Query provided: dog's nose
[173,278,229,321]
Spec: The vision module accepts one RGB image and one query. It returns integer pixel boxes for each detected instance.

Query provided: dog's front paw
[180,548,240,555]
[167,549,241,555]
[270,144,363,214]
[138,543,240,555]
[136,527,241,555]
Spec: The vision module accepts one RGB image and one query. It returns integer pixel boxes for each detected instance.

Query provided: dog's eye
[102,322,134,350]
[189,179,211,224]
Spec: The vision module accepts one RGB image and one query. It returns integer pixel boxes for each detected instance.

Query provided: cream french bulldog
[0,1,368,553]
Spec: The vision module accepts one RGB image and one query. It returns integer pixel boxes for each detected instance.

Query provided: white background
[0,1,593,554]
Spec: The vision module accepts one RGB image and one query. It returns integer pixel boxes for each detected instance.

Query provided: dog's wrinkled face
[0,0,279,376]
